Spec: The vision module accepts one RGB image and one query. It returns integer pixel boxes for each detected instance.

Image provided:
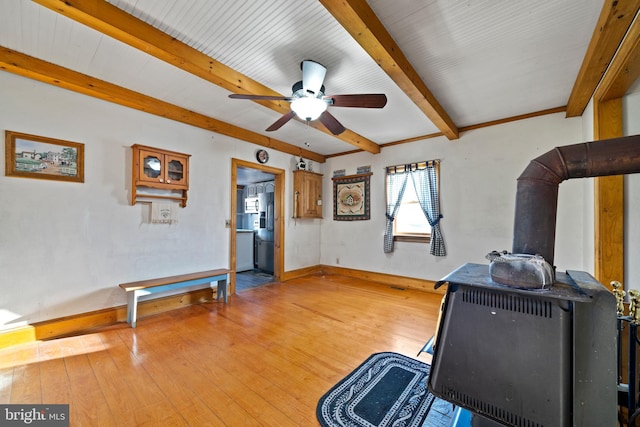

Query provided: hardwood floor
[0,274,443,426]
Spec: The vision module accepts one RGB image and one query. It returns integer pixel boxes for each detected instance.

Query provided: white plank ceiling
[0,0,608,157]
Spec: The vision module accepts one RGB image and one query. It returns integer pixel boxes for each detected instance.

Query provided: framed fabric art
[332,173,371,221]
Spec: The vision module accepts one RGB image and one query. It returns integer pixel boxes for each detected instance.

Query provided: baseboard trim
[0,288,215,349]
[280,265,324,281]
[318,265,441,293]
[1,266,440,349]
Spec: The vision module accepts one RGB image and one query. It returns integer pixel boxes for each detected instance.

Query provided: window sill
[394,235,431,243]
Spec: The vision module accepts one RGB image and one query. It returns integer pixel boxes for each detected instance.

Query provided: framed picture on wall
[5,130,85,183]
[332,173,371,221]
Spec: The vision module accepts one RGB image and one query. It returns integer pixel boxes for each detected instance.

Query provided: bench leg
[126,291,140,328]
[214,276,228,303]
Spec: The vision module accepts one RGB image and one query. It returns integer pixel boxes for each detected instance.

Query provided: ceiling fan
[228,60,387,135]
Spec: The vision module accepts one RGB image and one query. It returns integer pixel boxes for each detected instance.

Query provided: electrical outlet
[336,257,340,265]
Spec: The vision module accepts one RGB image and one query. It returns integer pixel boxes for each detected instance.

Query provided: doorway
[231,159,285,293]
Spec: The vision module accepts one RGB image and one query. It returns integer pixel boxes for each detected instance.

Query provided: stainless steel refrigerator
[254,192,274,273]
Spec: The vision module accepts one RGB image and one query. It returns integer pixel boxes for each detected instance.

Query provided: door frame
[230,158,285,293]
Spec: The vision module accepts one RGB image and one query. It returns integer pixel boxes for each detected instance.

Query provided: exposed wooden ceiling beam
[595,11,640,101]
[319,0,459,140]
[0,47,326,163]
[566,0,640,117]
[32,0,380,154]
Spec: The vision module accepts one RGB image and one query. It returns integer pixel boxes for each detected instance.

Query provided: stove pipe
[512,134,640,268]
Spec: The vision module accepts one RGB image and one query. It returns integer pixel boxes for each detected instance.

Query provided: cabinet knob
[167,180,171,183]
[159,178,164,183]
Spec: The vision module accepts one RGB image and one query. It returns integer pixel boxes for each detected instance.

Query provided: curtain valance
[385,160,439,175]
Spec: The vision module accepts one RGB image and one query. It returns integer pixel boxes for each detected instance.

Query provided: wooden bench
[119,268,230,328]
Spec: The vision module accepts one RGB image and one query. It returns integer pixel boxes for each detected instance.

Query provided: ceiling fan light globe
[290,97,327,121]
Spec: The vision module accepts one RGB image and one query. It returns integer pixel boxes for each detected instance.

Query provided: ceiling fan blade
[229,93,293,102]
[325,94,387,108]
[265,111,296,132]
[301,60,327,96]
[319,111,346,135]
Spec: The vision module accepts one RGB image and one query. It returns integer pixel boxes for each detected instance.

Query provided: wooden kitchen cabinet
[293,170,323,218]
[131,144,191,207]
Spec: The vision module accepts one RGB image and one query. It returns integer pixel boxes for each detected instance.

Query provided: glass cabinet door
[165,155,187,186]
[139,150,163,183]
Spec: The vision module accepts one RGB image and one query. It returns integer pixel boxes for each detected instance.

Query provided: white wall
[623,85,640,289]
[0,71,321,331]
[580,99,596,275]
[320,113,591,281]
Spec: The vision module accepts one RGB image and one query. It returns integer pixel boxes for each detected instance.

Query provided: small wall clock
[256,149,269,164]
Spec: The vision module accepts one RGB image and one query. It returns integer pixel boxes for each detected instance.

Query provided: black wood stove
[429,263,616,426]
[427,134,640,427]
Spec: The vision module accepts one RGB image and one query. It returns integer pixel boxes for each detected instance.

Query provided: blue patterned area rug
[317,352,449,427]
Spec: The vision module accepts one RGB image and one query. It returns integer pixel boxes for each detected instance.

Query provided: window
[384,160,446,256]
[393,180,430,242]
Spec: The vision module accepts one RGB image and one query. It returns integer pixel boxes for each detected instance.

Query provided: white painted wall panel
[0,71,319,331]
[623,88,640,290]
[580,98,595,276]
[320,113,589,281]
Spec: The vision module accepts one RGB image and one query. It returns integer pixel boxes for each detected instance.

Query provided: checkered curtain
[383,172,409,253]
[410,166,446,256]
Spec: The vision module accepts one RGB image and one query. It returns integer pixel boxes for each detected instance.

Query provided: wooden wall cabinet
[131,144,191,207]
[293,170,323,218]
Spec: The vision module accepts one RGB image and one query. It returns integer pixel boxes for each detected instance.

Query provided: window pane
[394,183,429,235]
[396,202,429,234]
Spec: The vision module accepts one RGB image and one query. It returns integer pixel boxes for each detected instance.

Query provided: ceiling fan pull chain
[305,120,311,148]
